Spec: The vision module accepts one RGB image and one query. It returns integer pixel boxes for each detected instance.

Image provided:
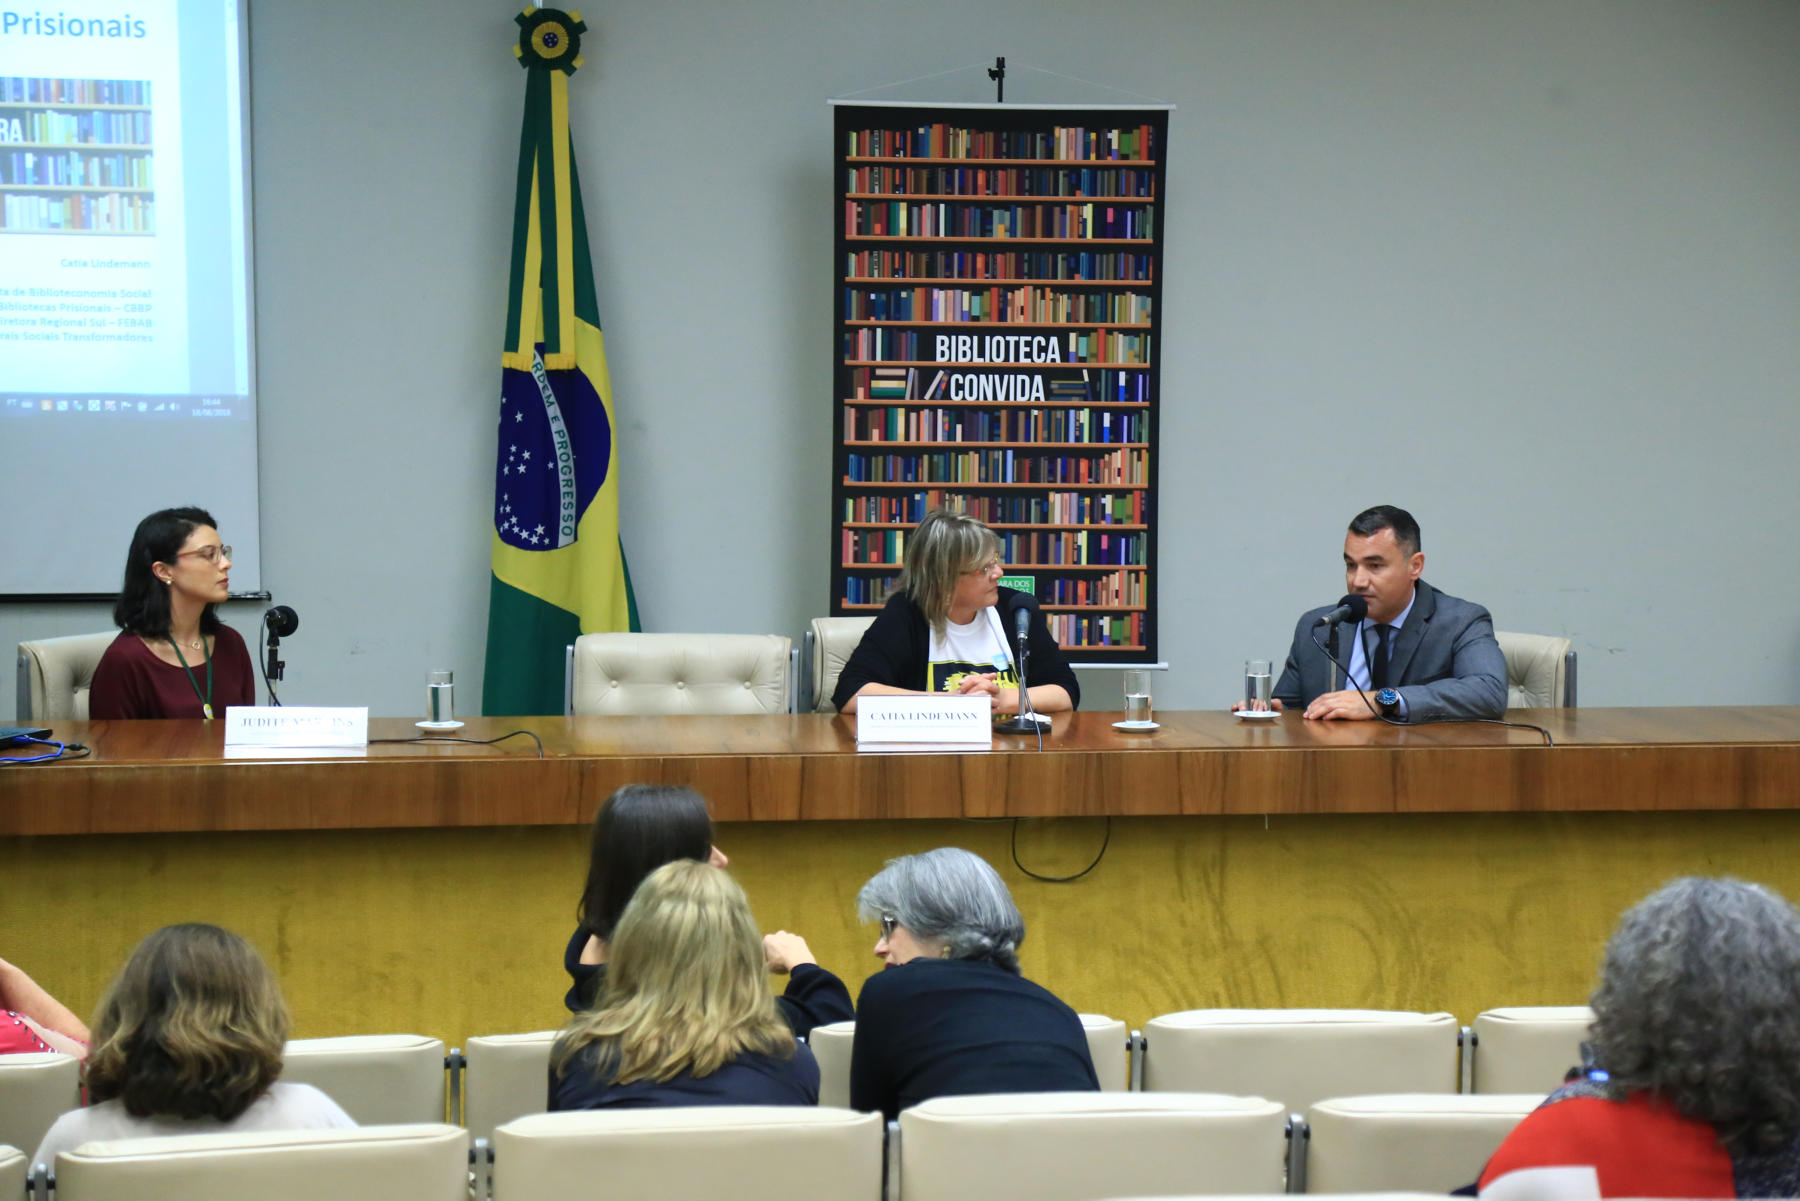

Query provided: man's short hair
[1348,506,1421,556]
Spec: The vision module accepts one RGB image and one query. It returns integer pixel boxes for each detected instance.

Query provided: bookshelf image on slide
[0,76,155,235]
[830,101,1170,662]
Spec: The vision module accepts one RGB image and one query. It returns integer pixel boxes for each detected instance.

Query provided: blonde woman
[832,509,1079,714]
[550,859,819,1108]
[34,924,353,1165]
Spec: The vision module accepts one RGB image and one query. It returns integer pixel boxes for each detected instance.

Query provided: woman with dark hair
[849,847,1097,1118]
[32,924,352,1165]
[563,784,852,1037]
[1479,877,1800,1198]
[832,509,1079,715]
[551,860,819,1109]
[90,507,256,719]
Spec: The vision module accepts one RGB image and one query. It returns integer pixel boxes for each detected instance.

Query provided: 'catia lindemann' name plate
[855,696,992,750]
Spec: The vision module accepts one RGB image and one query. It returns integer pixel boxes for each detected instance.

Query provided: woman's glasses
[880,915,898,940]
[177,545,232,565]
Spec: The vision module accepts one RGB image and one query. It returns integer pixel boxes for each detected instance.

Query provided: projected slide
[0,0,260,595]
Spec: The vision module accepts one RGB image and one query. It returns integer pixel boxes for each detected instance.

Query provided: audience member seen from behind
[849,847,1098,1118]
[564,783,851,1036]
[90,507,257,720]
[34,924,353,1165]
[1,956,90,1057]
[832,509,1080,715]
[1479,877,1800,1198]
[550,859,820,1109]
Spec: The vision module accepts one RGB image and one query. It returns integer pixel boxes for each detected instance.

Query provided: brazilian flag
[483,7,637,716]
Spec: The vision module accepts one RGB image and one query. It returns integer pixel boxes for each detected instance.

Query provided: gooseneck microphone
[994,594,1050,735]
[1314,594,1369,628]
[263,604,299,686]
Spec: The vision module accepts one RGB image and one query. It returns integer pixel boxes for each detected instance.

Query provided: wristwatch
[1377,687,1401,718]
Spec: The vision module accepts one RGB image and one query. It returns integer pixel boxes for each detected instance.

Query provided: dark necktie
[1371,624,1392,690]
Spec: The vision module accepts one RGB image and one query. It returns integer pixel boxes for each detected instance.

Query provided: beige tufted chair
[16,631,117,721]
[1301,1093,1542,1193]
[568,633,794,716]
[1493,632,1576,708]
[280,1035,447,1125]
[804,616,875,712]
[0,1052,79,1168]
[1468,1006,1593,1095]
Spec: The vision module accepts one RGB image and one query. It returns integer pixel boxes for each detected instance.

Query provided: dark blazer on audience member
[849,956,1099,1119]
[550,1042,819,1111]
[562,927,854,1038]
[1271,579,1508,722]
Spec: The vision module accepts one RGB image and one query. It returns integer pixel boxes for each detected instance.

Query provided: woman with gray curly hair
[1478,877,1800,1198]
[848,847,1097,1117]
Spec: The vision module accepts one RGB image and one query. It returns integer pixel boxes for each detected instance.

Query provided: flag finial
[514,7,586,74]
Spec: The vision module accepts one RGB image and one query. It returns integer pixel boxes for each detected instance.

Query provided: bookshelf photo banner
[829,101,1170,663]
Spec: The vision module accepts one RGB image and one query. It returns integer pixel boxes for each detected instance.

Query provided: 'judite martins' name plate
[855,696,992,749]
[224,707,369,750]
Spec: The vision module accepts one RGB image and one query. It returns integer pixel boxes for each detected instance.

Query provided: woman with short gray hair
[1479,877,1800,1197]
[849,848,1097,1117]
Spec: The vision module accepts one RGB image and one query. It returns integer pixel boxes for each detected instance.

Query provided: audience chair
[281,1034,447,1125]
[1139,1009,1460,1113]
[567,633,794,716]
[803,616,875,712]
[15,631,115,721]
[491,1107,883,1201]
[1301,1093,1542,1193]
[0,1144,23,1201]
[808,1019,856,1109]
[1467,1006,1592,1095]
[461,1030,558,1140]
[0,1052,79,1166]
[1493,632,1576,708]
[1079,1014,1130,1092]
[45,1123,468,1201]
[895,1092,1288,1201]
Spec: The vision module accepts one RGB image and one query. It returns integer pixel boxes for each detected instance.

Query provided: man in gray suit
[1260,506,1507,723]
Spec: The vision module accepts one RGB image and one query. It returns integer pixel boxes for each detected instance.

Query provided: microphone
[263,604,299,687]
[1313,594,1368,628]
[994,592,1049,736]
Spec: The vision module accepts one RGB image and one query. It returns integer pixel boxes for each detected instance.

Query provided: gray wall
[8,0,1799,719]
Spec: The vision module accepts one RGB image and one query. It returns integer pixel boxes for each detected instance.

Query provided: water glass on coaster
[419,668,464,730]
[1238,659,1277,720]
[1115,668,1157,732]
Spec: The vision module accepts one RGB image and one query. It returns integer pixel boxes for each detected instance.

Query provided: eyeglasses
[880,915,898,940]
[963,557,1002,577]
[177,545,232,565]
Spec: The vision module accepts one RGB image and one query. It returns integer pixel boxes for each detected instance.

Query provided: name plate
[225,707,369,748]
[856,696,992,746]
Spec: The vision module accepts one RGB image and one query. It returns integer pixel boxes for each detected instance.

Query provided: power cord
[0,737,92,764]
[367,729,546,758]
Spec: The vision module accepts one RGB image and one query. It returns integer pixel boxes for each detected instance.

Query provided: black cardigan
[831,587,1081,711]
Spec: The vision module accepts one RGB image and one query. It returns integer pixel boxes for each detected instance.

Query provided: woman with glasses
[832,509,1079,715]
[849,847,1098,1119]
[550,859,819,1109]
[90,506,256,719]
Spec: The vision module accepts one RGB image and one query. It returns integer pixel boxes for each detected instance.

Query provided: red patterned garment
[1,1010,56,1054]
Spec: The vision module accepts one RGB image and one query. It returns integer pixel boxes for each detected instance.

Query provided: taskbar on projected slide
[0,394,247,420]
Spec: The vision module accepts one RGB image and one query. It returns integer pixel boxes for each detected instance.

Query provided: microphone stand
[1327,623,1340,694]
[993,617,1050,734]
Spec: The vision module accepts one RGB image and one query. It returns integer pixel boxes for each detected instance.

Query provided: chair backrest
[0,1052,80,1161]
[16,631,116,721]
[897,1092,1288,1201]
[492,1107,883,1201]
[1493,631,1575,708]
[1140,1009,1461,1112]
[806,617,874,712]
[281,1035,445,1125]
[0,1143,24,1201]
[463,1030,558,1140]
[1470,1007,1593,1095]
[1303,1093,1542,1193]
[48,1123,468,1201]
[807,1020,856,1109]
[568,633,793,716]
[1079,1014,1129,1092]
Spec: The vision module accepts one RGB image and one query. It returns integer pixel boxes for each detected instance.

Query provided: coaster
[1112,720,1160,732]
[1234,710,1280,721]
[416,720,465,731]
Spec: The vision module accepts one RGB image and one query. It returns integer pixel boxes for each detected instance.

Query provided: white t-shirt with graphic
[926,607,1018,694]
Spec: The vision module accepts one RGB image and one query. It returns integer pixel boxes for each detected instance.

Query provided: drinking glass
[427,669,455,724]
[1244,659,1273,713]
[1122,669,1152,724]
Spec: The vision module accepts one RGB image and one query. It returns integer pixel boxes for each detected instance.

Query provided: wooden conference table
[7,707,1800,1040]
[6,706,1800,837]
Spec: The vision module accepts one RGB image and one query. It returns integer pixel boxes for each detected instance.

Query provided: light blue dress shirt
[1343,588,1417,717]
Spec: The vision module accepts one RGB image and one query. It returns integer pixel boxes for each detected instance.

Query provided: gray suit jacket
[1271,580,1507,722]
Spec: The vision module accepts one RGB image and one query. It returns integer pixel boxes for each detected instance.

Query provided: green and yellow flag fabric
[483,7,637,715]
